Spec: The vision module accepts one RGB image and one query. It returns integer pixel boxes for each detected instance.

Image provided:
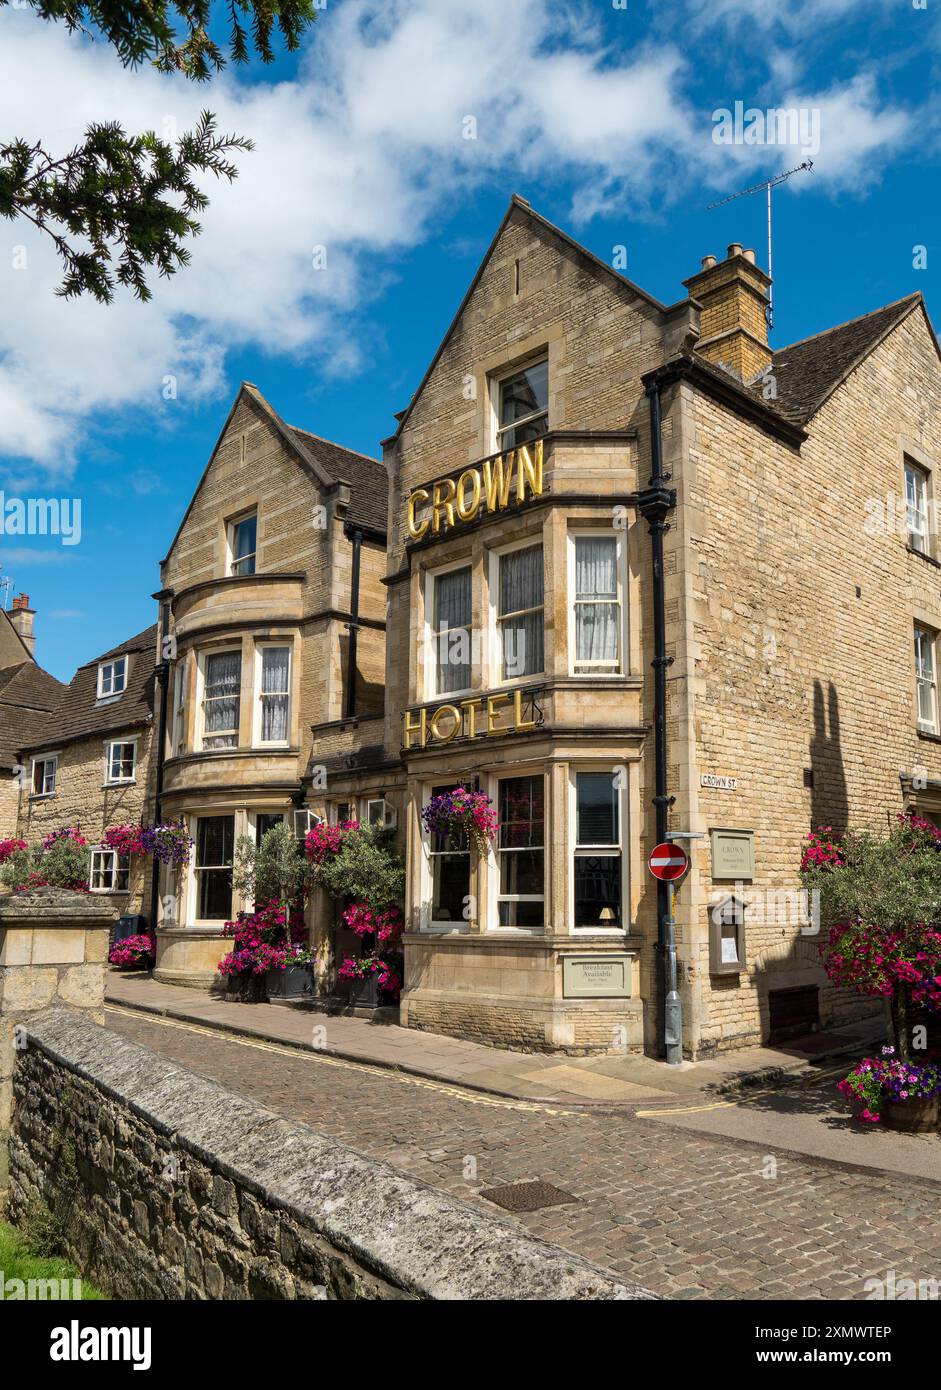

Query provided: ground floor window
[496,774,544,928]
[254,811,284,846]
[427,782,470,926]
[194,815,234,920]
[573,771,622,928]
[89,848,130,892]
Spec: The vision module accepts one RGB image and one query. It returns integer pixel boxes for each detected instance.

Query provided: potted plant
[265,942,314,1000]
[420,786,498,854]
[309,823,406,1008]
[108,933,156,971]
[801,813,941,1132]
[839,1047,941,1132]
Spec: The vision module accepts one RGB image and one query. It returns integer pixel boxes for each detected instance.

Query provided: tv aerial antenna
[0,570,12,610]
[706,159,813,330]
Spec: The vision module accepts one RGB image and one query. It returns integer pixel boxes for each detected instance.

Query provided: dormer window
[97,656,127,698]
[495,357,548,451]
[228,511,257,577]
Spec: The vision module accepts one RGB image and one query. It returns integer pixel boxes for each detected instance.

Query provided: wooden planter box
[883,1097,939,1134]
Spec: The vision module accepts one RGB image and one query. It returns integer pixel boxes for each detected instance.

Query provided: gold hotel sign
[406,439,544,541]
[405,689,538,750]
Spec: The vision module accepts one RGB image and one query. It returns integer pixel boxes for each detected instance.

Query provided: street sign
[648,841,689,881]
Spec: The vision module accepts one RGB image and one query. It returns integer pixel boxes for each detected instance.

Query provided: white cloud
[0,0,916,472]
[687,0,870,35]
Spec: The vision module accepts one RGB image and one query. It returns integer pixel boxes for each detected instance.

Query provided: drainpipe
[637,381,681,1064]
[149,589,174,935]
[344,526,363,720]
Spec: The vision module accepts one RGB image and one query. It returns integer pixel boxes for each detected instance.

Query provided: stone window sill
[917,728,941,744]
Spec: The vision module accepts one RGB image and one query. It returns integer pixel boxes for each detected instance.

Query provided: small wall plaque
[710,827,755,881]
[562,955,631,999]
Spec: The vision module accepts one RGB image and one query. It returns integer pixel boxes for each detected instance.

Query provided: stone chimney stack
[683,243,772,382]
[9,594,35,657]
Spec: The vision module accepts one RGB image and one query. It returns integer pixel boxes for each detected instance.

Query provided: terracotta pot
[882,1097,940,1134]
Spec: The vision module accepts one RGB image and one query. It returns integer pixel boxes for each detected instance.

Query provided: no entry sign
[648,841,689,882]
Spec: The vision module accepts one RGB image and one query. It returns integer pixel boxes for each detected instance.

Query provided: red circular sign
[647,841,689,882]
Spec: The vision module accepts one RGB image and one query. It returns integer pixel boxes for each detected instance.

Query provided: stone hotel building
[6,195,941,1060]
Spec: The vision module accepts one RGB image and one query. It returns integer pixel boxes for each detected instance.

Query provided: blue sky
[1,0,939,680]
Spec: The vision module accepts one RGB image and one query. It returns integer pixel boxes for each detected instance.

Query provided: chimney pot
[727,242,743,260]
[701,254,717,270]
[743,248,756,264]
[9,593,36,656]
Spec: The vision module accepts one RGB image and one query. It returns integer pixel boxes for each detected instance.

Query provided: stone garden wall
[9,1008,653,1301]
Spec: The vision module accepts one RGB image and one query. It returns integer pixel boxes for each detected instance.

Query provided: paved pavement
[105,972,882,1105]
[105,1000,941,1301]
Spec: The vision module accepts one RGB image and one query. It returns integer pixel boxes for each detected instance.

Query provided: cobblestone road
[106,1007,941,1300]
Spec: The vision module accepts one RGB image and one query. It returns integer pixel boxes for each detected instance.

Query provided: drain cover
[479,1181,577,1213]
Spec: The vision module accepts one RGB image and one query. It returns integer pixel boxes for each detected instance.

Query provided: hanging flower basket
[304,819,358,864]
[103,822,193,866]
[421,787,497,854]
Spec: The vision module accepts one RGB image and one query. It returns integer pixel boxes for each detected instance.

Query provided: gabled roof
[757,294,932,425]
[288,427,388,534]
[0,607,35,668]
[0,660,66,770]
[383,194,673,447]
[21,624,158,755]
[162,383,386,564]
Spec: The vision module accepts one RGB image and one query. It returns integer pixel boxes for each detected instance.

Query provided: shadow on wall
[810,679,849,837]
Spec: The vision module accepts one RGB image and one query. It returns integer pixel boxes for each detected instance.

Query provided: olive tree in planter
[224,822,313,1001]
[801,815,941,1131]
[309,824,405,1008]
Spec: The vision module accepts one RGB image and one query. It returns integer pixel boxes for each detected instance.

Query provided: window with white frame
[228,511,257,576]
[915,625,938,733]
[171,661,187,755]
[97,656,127,698]
[496,542,544,680]
[201,649,241,748]
[425,782,471,927]
[495,774,544,929]
[193,815,234,920]
[31,755,57,796]
[256,645,291,744]
[105,739,136,784]
[89,847,130,893]
[906,461,930,556]
[571,533,622,674]
[428,564,472,696]
[573,771,623,928]
[495,357,548,451]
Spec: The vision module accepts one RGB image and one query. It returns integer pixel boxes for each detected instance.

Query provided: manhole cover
[479,1181,577,1213]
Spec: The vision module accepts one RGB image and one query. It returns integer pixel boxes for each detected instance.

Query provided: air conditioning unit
[293,809,324,839]
[367,798,397,831]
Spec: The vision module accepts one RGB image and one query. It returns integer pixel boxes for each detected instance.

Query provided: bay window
[573,772,623,928]
[171,661,187,755]
[916,625,938,733]
[496,542,544,680]
[194,815,234,920]
[257,645,291,744]
[429,564,472,696]
[202,650,241,748]
[495,774,544,929]
[572,533,621,674]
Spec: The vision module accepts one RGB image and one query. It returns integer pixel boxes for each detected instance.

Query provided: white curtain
[499,545,544,678]
[261,646,290,742]
[205,652,241,744]
[575,536,618,664]
[434,567,471,693]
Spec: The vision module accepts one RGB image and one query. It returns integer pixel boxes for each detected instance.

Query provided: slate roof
[22,624,158,756]
[288,427,388,534]
[753,295,925,426]
[0,660,66,770]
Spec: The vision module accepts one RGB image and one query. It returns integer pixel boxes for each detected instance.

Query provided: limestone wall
[9,1009,652,1301]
